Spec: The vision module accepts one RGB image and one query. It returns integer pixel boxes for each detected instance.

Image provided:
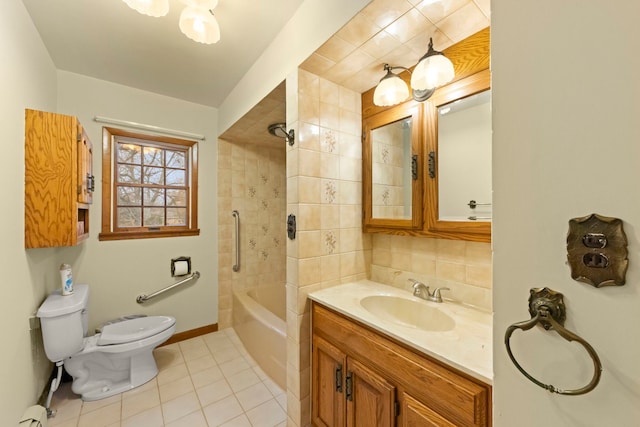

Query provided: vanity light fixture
[373,38,455,107]
[121,0,169,17]
[373,64,411,107]
[411,37,455,92]
[121,0,221,44]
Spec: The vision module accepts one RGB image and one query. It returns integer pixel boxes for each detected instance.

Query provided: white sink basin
[360,295,455,332]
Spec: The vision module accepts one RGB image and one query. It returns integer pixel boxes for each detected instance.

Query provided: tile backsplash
[370,234,492,311]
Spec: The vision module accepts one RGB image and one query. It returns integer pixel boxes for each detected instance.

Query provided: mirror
[363,101,423,230]
[425,69,491,238]
[438,89,491,221]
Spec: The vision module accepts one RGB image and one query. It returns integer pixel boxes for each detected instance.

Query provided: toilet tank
[37,284,89,362]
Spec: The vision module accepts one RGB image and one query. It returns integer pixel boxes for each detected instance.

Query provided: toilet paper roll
[173,260,190,276]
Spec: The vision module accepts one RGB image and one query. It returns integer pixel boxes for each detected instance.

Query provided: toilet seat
[97,316,175,346]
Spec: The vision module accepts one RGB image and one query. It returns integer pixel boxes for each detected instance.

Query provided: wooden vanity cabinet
[311,302,491,427]
[25,109,94,248]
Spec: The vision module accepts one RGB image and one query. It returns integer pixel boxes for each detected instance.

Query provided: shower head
[267,123,295,146]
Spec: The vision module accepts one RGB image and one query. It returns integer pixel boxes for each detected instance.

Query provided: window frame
[99,127,200,241]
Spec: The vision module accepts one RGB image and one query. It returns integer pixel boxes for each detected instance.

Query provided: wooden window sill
[98,229,200,241]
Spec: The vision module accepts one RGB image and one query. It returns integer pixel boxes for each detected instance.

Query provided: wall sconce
[373,37,455,107]
[121,0,221,44]
[373,64,410,107]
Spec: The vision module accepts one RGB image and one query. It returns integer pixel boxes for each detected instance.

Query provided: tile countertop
[308,280,493,385]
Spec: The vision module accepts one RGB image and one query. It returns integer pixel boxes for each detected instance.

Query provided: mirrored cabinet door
[363,101,423,230]
[425,69,491,238]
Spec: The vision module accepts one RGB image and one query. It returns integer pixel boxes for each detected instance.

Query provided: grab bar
[232,210,240,272]
[136,271,200,303]
[504,287,602,395]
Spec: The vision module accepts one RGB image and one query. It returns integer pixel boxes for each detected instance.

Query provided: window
[99,127,199,240]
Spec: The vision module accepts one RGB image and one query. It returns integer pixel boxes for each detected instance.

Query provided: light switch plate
[567,213,628,287]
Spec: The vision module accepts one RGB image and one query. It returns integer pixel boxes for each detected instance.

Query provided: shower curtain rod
[94,116,206,141]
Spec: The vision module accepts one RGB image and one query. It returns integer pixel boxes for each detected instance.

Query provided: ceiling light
[121,0,169,17]
[179,7,220,44]
[411,37,455,91]
[373,64,410,107]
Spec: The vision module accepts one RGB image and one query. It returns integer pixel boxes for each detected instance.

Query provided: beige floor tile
[159,376,194,402]
[211,346,242,364]
[245,399,287,427]
[154,344,185,370]
[235,382,273,411]
[165,409,209,427]
[262,376,285,397]
[121,378,157,398]
[81,393,121,415]
[77,401,121,427]
[121,387,160,419]
[227,368,261,393]
[121,405,163,427]
[219,358,251,378]
[196,377,233,407]
[202,395,244,426]
[47,419,78,427]
[190,364,224,389]
[161,391,201,424]
[179,337,211,361]
[276,392,287,411]
[220,413,252,427]
[157,363,189,385]
[186,354,217,375]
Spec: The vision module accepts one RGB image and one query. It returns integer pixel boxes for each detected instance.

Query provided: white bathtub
[232,286,286,389]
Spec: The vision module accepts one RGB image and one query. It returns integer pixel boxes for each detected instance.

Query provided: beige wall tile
[466,264,492,289]
[361,0,414,28]
[320,205,340,230]
[436,238,466,262]
[335,12,382,46]
[436,260,466,282]
[298,149,321,178]
[298,176,321,204]
[315,36,357,64]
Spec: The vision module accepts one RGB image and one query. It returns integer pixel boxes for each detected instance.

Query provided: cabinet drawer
[312,303,490,427]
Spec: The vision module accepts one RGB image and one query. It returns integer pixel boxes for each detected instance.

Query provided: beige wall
[217,140,287,328]
[55,71,219,334]
[285,68,370,426]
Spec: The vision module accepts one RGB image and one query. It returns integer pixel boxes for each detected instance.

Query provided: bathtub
[233,286,286,389]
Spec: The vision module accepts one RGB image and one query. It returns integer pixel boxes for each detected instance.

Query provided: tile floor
[47,328,287,427]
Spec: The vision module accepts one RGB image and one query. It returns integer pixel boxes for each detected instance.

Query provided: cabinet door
[346,358,395,427]
[400,392,456,427]
[312,335,346,427]
[77,125,93,205]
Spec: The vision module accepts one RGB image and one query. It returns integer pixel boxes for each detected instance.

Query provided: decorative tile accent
[322,130,337,153]
[260,250,269,261]
[273,237,281,248]
[261,200,269,210]
[381,147,390,163]
[262,225,270,235]
[382,188,390,205]
[260,174,269,184]
[248,186,256,198]
[325,231,337,254]
[273,187,280,198]
[324,181,337,204]
[249,239,257,250]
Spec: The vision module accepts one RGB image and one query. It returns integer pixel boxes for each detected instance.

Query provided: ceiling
[223,0,489,145]
[23,0,490,145]
[22,0,304,108]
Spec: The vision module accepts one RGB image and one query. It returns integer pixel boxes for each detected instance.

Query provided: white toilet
[37,284,176,401]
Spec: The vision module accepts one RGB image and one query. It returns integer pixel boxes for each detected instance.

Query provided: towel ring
[504,288,602,395]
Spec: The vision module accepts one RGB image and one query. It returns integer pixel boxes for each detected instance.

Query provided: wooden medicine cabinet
[363,101,423,230]
[25,109,94,248]
[361,28,491,242]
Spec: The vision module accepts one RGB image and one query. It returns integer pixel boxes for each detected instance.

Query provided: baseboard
[160,323,218,346]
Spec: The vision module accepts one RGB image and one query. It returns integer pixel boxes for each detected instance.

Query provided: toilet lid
[98,316,175,345]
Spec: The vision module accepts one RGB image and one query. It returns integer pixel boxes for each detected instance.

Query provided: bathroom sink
[360,295,455,332]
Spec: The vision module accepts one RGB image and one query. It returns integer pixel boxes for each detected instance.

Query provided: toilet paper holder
[171,256,191,277]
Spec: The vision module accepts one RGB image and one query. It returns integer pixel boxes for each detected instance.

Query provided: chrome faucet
[408,279,449,303]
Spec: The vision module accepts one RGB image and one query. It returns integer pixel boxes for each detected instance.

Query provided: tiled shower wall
[285,69,371,426]
[371,235,492,311]
[217,140,287,328]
